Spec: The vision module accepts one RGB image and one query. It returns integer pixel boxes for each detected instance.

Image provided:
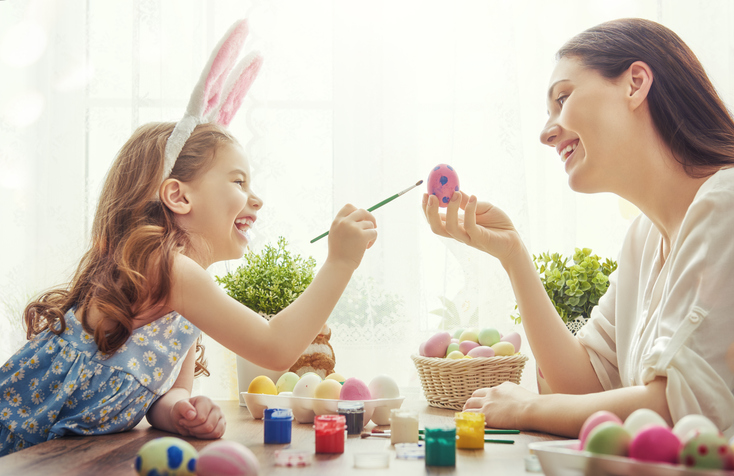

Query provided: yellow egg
[325,372,346,384]
[314,379,343,400]
[446,350,465,360]
[247,375,277,395]
[491,341,515,356]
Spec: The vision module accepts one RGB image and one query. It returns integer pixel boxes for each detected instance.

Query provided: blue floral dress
[0,308,200,456]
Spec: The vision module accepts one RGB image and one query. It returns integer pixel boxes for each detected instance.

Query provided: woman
[423,18,734,438]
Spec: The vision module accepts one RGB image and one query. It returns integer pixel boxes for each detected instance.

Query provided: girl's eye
[234,180,246,188]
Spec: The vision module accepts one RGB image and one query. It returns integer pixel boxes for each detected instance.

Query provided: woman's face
[539,56,634,194]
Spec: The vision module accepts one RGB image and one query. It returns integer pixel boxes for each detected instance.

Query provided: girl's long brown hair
[23,122,237,377]
[557,18,734,177]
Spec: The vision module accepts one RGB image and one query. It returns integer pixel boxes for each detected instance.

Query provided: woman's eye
[556,95,568,107]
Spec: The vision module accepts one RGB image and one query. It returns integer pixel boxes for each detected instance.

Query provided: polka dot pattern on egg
[427,164,460,208]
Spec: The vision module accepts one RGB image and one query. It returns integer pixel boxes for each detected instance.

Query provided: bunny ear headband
[162,19,263,182]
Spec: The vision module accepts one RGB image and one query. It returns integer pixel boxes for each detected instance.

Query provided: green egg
[275,372,300,393]
[445,343,460,357]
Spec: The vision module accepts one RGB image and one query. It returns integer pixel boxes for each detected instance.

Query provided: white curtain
[2,0,733,400]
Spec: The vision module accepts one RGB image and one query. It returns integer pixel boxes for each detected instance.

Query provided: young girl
[0,21,377,456]
[424,18,734,438]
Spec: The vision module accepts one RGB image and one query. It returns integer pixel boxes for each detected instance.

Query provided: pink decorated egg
[629,424,681,464]
[423,331,452,358]
[500,332,521,353]
[580,411,623,449]
[467,346,495,358]
[584,422,631,457]
[458,340,480,354]
[197,441,259,476]
[340,377,372,401]
[680,433,734,470]
[427,164,460,207]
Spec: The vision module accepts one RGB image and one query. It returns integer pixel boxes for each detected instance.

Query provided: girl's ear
[627,60,654,111]
[159,179,191,215]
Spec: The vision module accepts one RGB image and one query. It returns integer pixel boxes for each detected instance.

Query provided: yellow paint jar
[455,411,485,450]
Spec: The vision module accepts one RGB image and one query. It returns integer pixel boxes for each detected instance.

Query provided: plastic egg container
[242,372,404,425]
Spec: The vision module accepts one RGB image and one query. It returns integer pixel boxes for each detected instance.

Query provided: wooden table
[0,398,564,475]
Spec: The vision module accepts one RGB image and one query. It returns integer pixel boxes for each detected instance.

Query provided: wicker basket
[411,353,528,410]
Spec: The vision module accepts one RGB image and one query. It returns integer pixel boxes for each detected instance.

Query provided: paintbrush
[310,180,424,243]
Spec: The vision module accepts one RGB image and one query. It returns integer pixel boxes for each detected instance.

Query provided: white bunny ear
[163,19,260,181]
[207,51,263,126]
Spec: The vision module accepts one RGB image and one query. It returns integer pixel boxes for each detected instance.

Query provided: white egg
[623,408,668,435]
[368,375,400,399]
[673,414,720,443]
[291,373,322,398]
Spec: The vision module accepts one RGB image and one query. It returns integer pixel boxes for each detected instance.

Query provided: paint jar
[424,425,456,467]
[390,409,419,445]
[263,408,293,444]
[455,411,485,449]
[337,401,364,435]
[314,414,346,454]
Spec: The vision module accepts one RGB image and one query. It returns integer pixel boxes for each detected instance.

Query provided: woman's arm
[465,377,671,437]
[423,191,603,394]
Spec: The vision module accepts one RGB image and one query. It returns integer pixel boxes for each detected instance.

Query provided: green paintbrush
[310,179,423,243]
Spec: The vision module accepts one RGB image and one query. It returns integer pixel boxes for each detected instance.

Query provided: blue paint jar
[264,408,293,444]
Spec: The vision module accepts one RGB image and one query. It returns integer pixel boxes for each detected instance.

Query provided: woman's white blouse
[577,167,734,438]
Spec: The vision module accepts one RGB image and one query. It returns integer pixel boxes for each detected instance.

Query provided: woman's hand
[170,395,226,439]
[463,382,537,430]
[422,191,522,265]
[327,204,378,270]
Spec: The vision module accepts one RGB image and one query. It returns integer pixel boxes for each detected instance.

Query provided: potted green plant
[216,236,316,404]
[512,248,617,394]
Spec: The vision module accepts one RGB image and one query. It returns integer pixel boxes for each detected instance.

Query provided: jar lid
[264,408,293,421]
[337,401,365,413]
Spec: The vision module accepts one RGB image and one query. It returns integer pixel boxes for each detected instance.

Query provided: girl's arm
[465,377,671,437]
[146,345,225,438]
[424,191,603,394]
[169,205,377,371]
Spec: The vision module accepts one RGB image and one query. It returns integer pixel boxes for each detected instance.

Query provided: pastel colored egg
[418,341,427,356]
[459,329,479,343]
[680,433,734,470]
[450,338,460,344]
[314,379,343,400]
[445,343,460,357]
[340,377,372,400]
[673,414,720,443]
[368,375,400,399]
[629,424,681,464]
[467,346,495,358]
[499,332,522,353]
[275,372,300,394]
[427,164,460,207]
[458,340,479,354]
[452,328,464,339]
[292,373,322,398]
[490,341,515,356]
[446,350,465,360]
[247,376,277,395]
[462,355,473,359]
[623,408,668,436]
[584,422,631,457]
[135,437,198,476]
[579,411,623,448]
[325,372,346,384]
[197,440,259,476]
[423,331,452,358]
[478,328,501,347]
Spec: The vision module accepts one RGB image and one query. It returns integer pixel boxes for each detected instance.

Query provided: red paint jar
[314,414,346,454]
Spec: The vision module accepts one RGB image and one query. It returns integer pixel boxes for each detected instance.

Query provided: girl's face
[181,142,263,264]
[539,56,634,194]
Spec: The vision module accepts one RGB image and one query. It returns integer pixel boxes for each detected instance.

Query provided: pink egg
[197,441,260,476]
[467,346,495,358]
[580,411,623,449]
[427,164,460,208]
[500,332,521,353]
[340,378,372,401]
[458,340,480,354]
[629,424,681,464]
[423,331,452,358]
[418,341,427,356]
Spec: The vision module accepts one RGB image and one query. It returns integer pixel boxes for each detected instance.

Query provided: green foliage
[215,237,316,317]
[512,248,617,325]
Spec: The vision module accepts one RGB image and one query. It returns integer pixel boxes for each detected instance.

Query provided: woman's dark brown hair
[557,18,734,177]
[23,122,237,377]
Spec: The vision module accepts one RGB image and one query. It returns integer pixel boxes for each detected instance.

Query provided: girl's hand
[422,191,522,265]
[327,204,378,269]
[463,382,536,430]
[171,395,226,439]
